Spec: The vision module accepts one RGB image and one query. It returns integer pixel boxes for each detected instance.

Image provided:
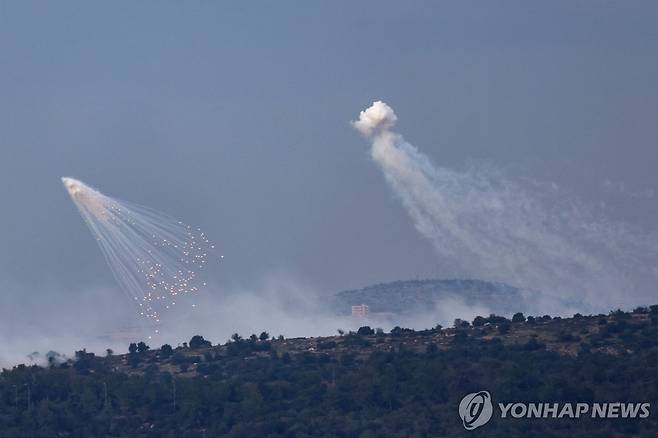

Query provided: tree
[610,309,630,320]
[512,312,526,323]
[526,316,536,325]
[73,349,95,373]
[128,343,138,354]
[454,319,470,329]
[259,332,270,341]
[249,334,258,342]
[160,344,174,358]
[189,335,211,349]
[137,342,150,353]
[105,349,113,357]
[337,329,345,336]
[488,314,510,324]
[472,316,486,327]
[357,326,375,336]
[231,333,243,343]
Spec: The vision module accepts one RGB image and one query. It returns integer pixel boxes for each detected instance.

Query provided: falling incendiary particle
[61,177,219,327]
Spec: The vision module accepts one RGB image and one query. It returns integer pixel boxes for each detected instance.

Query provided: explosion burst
[61,177,220,327]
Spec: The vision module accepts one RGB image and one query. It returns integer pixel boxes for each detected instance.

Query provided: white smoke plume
[353,101,658,313]
[0,269,492,368]
[352,100,398,137]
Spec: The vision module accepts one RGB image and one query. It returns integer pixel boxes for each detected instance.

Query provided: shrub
[318,341,337,350]
[498,323,511,334]
[557,332,580,342]
[172,352,189,365]
[522,338,545,350]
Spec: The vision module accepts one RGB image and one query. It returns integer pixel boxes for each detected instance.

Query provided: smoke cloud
[353,101,658,313]
[0,270,476,368]
[352,100,398,137]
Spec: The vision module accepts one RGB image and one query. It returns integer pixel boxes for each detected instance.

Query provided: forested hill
[328,278,578,316]
[1,306,656,437]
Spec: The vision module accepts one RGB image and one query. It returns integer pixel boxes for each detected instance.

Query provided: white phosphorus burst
[61,177,218,324]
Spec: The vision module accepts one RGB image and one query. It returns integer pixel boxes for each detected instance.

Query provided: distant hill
[329,278,579,317]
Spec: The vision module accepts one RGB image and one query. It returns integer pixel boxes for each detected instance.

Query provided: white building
[351,303,369,318]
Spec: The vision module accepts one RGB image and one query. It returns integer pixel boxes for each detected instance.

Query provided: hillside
[328,278,578,317]
[1,306,656,436]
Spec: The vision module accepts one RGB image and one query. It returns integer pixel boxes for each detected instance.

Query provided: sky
[0,2,656,352]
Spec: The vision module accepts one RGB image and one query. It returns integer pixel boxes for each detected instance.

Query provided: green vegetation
[0,307,656,437]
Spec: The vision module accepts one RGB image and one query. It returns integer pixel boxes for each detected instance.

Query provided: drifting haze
[1,272,484,367]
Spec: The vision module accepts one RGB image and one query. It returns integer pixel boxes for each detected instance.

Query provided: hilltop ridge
[1,306,656,436]
[328,278,579,317]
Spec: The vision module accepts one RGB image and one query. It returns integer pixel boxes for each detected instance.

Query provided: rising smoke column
[353,101,658,311]
[62,177,220,329]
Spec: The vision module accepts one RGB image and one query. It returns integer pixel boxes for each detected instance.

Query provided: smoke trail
[353,101,658,312]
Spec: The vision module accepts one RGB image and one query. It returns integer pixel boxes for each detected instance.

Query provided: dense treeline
[0,307,656,437]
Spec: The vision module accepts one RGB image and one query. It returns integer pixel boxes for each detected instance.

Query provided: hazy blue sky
[0,1,656,301]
